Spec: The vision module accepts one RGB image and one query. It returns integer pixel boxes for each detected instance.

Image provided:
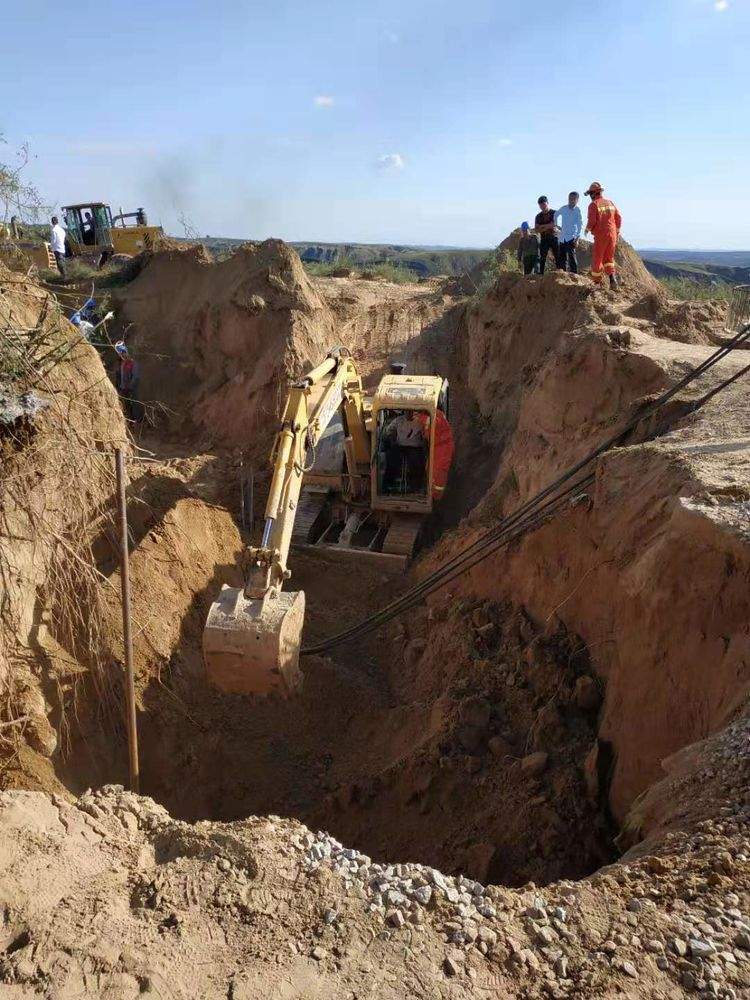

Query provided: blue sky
[2,0,747,248]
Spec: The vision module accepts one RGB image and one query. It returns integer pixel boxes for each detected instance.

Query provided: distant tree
[0,133,46,223]
[177,211,200,240]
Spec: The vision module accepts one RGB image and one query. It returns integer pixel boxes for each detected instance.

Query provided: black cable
[303,472,595,654]
[302,324,750,656]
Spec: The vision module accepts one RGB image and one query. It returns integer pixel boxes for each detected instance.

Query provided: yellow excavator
[203,348,453,697]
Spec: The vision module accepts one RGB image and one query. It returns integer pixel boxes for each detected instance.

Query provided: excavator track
[291,488,329,544]
[382,515,422,558]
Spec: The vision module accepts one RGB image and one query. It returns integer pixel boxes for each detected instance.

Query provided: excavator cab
[203,351,453,698]
[375,408,430,498]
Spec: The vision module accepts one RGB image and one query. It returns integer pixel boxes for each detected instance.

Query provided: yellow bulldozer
[203,348,454,697]
[0,202,162,272]
[60,202,162,263]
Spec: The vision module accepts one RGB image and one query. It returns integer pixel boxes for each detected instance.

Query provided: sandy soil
[1,244,749,998]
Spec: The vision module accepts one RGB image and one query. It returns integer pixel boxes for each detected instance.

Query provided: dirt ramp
[313,275,465,385]
[116,240,336,451]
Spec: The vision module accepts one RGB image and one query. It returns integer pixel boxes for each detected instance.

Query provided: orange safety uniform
[417,409,455,500]
[586,196,622,284]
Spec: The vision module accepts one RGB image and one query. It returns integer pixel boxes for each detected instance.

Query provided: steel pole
[115,448,140,793]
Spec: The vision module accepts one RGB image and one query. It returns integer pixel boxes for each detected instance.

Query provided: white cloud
[377,152,405,172]
[313,95,335,108]
[497,138,513,148]
[714,0,729,10]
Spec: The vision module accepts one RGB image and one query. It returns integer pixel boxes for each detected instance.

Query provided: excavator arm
[203,348,368,696]
[245,348,368,600]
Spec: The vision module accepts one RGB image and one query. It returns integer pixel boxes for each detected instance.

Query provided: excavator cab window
[376,408,430,497]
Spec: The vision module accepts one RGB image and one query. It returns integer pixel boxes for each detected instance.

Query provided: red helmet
[584,181,603,195]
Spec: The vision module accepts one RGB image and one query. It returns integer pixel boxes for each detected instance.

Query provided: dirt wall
[423,271,750,823]
[0,266,127,778]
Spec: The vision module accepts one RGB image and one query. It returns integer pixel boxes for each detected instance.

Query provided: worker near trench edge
[555,192,583,274]
[49,216,67,278]
[517,222,541,275]
[114,341,142,422]
[534,196,559,275]
[584,181,622,289]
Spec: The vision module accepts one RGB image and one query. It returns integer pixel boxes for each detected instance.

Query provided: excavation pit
[118,540,618,891]
[3,245,750,998]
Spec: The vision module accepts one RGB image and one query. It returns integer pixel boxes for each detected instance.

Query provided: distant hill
[190,237,488,278]
[166,235,750,287]
[639,251,750,288]
[291,242,488,278]
[638,249,750,268]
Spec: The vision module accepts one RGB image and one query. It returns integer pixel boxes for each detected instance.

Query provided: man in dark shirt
[82,211,96,246]
[535,196,559,274]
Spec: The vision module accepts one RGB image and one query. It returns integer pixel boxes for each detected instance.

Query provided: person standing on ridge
[584,181,622,288]
[516,222,541,275]
[534,196,559,274]
[555,191,583,273]
[49,216,67,277]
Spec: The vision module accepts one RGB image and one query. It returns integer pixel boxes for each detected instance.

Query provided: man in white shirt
[49,216,67,277]
[555,192,584,273]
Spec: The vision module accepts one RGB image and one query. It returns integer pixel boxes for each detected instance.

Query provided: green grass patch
[303,257,419,284]
[367,261,420,284]
[303,255,358,276]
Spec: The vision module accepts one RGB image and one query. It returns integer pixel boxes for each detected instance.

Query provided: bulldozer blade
[203,586,305,696]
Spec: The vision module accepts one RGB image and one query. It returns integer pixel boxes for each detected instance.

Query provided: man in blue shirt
[555,192,583,273]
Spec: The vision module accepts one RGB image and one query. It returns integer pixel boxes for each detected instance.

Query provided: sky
[1,0,748,249]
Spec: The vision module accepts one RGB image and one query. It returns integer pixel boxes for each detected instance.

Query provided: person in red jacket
[584,181,622,289]
[415,408,454,500]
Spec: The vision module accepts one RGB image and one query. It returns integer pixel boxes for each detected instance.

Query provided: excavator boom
[203,348,366,696]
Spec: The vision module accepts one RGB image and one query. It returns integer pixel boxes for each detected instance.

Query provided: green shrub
[368,262,418,284]
[303,256,417,284]
[303,255,357,276]
[471,245,520,297]
[42,259,98,284]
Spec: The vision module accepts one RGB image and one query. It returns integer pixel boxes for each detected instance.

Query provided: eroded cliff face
[423,267,748,823]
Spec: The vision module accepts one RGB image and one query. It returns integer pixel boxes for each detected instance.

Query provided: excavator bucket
[203,586,305,696]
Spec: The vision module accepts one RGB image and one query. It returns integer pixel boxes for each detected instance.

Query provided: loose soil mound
[115,241,467,456]
[114,240,334,451]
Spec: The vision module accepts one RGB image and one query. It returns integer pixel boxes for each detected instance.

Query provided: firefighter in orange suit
[584,181,622,289]
[417,409,455,500]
